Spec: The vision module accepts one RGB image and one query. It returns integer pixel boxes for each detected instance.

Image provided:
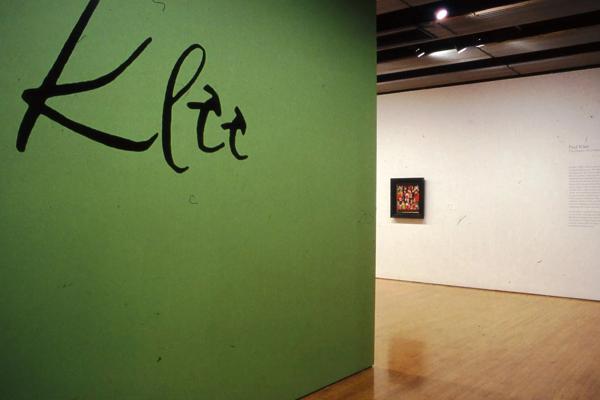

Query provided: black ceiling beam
[378,10,600,63]
[377,0,528,33]
[378,62,600,94]
[377,41,600,82]
[378,28,436,49]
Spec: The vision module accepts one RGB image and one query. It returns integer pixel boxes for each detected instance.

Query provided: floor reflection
[302,279,600,399]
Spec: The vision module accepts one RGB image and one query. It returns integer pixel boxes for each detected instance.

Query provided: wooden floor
[303,279,600,400]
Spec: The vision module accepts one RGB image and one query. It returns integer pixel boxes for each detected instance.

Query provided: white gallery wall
[377,68,600,300]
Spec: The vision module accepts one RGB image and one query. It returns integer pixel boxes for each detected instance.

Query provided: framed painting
[390,178,425,219]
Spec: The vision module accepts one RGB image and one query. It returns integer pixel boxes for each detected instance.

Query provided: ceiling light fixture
[416,48,426,58]
[435,8,448,20]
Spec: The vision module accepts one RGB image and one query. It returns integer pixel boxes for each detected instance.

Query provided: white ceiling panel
[483,25,600,57]
[442,0,600,35]
[377,0,409,15]
[510,52,600,74]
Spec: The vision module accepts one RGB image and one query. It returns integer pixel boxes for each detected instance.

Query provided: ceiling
[376,0,600,94]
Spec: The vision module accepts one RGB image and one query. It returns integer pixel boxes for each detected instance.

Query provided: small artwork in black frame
[390,178,425,219]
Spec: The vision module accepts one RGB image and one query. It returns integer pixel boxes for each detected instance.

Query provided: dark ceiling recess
[376,0,600,94]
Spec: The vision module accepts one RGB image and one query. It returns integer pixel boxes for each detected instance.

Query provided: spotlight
[435,8,448,20]
[455,41,467,54]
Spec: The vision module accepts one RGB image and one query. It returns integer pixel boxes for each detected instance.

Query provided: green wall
[0,1,375,398]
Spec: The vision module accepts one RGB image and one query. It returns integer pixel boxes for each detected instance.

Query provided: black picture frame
[390,178,425,219]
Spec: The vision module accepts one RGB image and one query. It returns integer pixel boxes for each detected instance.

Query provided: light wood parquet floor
[303,279,600,400]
